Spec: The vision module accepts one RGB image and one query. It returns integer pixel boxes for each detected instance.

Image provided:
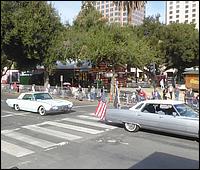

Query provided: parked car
[6,92,73,116]
[105,100,199,139]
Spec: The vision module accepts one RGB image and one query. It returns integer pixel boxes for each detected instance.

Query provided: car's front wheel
[38,106,46,116]
[14,104,20,111]
[124,122,139,132]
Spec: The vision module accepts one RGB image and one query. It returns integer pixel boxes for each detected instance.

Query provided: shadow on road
[129,152,199,169]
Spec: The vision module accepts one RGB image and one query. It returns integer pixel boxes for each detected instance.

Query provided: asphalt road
[1,92,199,169]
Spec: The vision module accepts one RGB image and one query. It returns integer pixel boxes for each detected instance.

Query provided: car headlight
[68,103,73,108]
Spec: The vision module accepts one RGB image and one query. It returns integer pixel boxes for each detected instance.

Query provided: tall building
[166,1,199,30]
[89,1,145,26]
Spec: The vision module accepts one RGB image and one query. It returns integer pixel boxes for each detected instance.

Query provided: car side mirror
[172,112,177,117]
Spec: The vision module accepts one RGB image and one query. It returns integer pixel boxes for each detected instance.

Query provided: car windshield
[174,104,199,118]
[34,93,53,100]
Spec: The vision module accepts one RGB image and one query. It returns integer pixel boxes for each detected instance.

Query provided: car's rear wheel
[14,104,20,111]
[124,122,139,132]
[38,106,46,116]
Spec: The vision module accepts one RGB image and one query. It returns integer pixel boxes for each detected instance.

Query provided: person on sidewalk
[168,85,173,100]
[174,85,180,101]
[87,85,91,101]
[162,86,168,100]
[90,85,96,101]
[152,88,161,100]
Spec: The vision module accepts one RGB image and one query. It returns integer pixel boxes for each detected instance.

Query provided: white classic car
[6,92,73,116]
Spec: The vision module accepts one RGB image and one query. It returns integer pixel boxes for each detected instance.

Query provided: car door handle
[159,116,163,118]
[137,114,142,116]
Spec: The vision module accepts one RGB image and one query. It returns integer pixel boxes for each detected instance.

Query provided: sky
[49,1,166,25]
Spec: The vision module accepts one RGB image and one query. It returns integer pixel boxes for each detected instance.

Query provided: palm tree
[113,1,146,25]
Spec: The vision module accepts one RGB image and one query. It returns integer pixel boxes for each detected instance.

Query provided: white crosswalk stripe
[42,121,104,134]
[77,115,101,121]
[1,130,56,148]
[62,117,116,129]
[1,140,34,157]
[22,125,82,140]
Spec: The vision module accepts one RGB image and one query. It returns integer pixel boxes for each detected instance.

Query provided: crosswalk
[1,113,117,158]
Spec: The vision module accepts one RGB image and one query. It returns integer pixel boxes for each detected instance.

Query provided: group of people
[134,84,181,102]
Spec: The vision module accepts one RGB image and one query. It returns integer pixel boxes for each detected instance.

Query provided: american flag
[94,89,107,120]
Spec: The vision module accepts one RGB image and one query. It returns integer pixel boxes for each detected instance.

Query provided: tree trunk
[44,68,49,89]
[127,7,133,25]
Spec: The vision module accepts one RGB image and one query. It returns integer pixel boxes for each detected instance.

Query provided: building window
[185,5,189,8]
[101,5,104,9]
[185,10,189,13]
[101,1,104,4]
[192,9,196,12]
[97,6,100,10]
[176,10,179,13]
[110,8,113,12]
[106,4,109,8]
[123,18,126,21]
[169,16,173,19]
[176,15,179,18]
[106,9,109,13]
[169,11,173,14]
[170,2,173,5]
[176,20,179,23]
[192,14,196,17]
[169,6,173,10]
[185,15,188,18]
[115,12,119,16]
[110,18,113,21]
[123,12,126,16]
[106,1,109,3]
[192,19,195,22]
[110,13,113,16]
[176,1,179,3]
[115,7,118,10]
[192,4,196,7]
[169,21,173,23]
[106,14,109,17]
[185,1,189,3]
[176,5,179,8]
[185,20,188,23]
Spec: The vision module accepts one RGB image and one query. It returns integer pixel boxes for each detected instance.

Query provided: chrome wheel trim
[124,122,137,132]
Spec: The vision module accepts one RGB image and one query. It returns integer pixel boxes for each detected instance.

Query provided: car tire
[38,106,46,116]
[124,122,139,132]
[14,104,20,111]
